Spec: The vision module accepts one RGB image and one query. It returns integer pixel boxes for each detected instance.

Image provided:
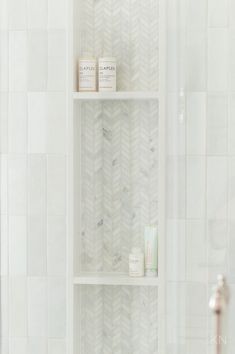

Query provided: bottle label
[99,59,116,92]
[79,59,96,91]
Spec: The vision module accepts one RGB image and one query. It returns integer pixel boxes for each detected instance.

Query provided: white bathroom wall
[0,0,67,353]
[167,0,235,353]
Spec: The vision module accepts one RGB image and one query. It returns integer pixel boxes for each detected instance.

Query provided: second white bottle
[99,57,116,92]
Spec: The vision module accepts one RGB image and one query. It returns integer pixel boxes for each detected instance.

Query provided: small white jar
[129,248,144,277]
[98,57,116,92]
[78,57,97,92]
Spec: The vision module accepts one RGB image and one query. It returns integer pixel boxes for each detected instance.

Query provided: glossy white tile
[8,0,27,30]
[27,338,47,354]
[0,0,8,30]
[1,276,9,337]
[1,154,8,215]
[47,93,66,153]
[167,93,185,156]
[229,31,235,91]
[207,219,228,280]
[166,219,186,281]
[28,215,46,276]
[0,92,8,153]
[187,0,207,29]
[9,216,27,275]
[27,0,47,29]
[208,0,228,27]
[47,56,66,91]
[228,157,235,218]
[28,31,48,91]
[186,93,206,155]
[9,31,27,91]
[1,216,8,276]
[207,157,228,219]
[9,277,27,337]
[28,93,46,153]
[47,155,66,216]
[48,30,66,58]
[229,94,235,154]
[8,93,27,153]
[48,0,66,29]
[207,95,228,155]
[167,156,186,218]
[48,277,66,337]
[208,29,228,91]
[8,155,27,215]
[28,277,47,337]
[48,339,66,354]
[186,220,207,282]
[47,216,66,276]
[28,155,46,215]
[228,221,235,282]
[0,31,9,91]
[187,157,206,219]
[9,339,27,354]
[186,31,206,91]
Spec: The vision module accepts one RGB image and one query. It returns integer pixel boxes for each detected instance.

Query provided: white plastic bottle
[98,57,116,92]
[129,248,144,277]
[78,56,97,92]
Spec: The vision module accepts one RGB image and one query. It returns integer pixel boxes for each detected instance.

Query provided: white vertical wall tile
[0,92,8,152]
[9,339,27,354]
[167,157,186,218]
[229,0,235,29]
[27,0,47,29]
[208,0,228,27]
[8,0,27,30]
[207,157,228,219]
[0,0,8,30]
[229,94,235,154]
[228,157,235,218]
[0,31,9,91]
[207,220,228,280]
[28,155,46,215]
[187,157,206,218]
[28,215,46,276]
[47,216,66,276]
[47,93,66,153]
[229,31,235,91]
[187,0,207,29]
[1,154,8,215]
[208,29,228,92]
[48,339,66,354]
[166,219,186,281]
[9,216,27,276]
[8,93,27,153]
[1,216,8,276]
[9,31,27,91]
[48,56,66,91]
[207,95,228,155]
[1,277,9,337]
[48,0,66,29]
[0,339,9,354]
[186,93,206,155]
[28,31,48,91]
[28,93,46,153]
[9,277,27,337]
[228,221,235,282]
[28,277,47,337]
[48,277,66,337]
[167,93,185,155]
[8,155,27,215]
[27,338,47,354]
[186,31,206,91]
[186,220,207,282]
[47,155,66,215]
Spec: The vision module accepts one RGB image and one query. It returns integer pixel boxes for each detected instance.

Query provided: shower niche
[69,0,166,353]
